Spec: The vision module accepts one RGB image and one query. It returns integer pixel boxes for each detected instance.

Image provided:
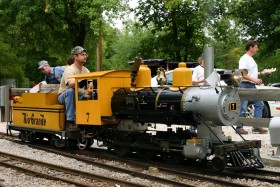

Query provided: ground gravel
[1,122,280,187]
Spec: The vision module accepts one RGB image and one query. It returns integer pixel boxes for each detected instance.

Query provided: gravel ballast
[1,122,280,187]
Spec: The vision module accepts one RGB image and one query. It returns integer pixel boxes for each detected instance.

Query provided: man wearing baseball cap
[38,60,65,84]
[58,46,90,130]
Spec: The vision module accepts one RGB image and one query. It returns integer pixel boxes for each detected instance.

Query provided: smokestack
[203,46,214,85]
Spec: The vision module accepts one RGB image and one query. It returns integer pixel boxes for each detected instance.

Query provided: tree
[233,0,280,53]
[0,0,127,84]
[134,0,206,62]
[233,0,280,83]
[203,0,244,69]
[0,34,26,87]
[107,21,157,70]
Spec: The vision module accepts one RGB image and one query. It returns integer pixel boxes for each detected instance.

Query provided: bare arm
[192,79,204,85]
[241,69,262,85]
[67,79,75,88]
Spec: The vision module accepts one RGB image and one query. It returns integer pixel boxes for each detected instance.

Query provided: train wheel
[20,131,34,143]
[52,135,65,148]
[114,146,130,157]
[78,139,94,150]
[162,152,183,164]
[87,139,94,148]
[212,156,226,171]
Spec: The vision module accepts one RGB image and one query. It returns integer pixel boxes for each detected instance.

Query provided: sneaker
[236,128,248,135]
[252,128,268,134]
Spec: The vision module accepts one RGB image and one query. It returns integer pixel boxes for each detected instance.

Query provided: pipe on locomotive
[203,45,215,86]
[203,46,242,87]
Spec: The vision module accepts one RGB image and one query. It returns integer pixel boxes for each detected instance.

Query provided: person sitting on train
[58,46,90,131]
[38,60,65,84]
[65,56,74,67]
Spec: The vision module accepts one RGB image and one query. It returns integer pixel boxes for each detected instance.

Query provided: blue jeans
[58,88,83,121]
[236,82,264,129]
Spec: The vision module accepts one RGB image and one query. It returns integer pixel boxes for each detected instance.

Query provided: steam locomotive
[7,56,263,171]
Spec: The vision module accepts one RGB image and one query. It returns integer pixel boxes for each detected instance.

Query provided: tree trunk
[96,31,102,71]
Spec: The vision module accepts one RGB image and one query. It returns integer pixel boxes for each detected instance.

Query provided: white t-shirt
[192,65,204,85]
[239,53,258,83]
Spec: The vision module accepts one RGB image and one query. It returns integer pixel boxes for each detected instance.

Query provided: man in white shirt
[192,56,205,86]
[189,55,205,133]
[236,40,269,134]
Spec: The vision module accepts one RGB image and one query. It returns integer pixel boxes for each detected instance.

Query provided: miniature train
[7,57,263,171]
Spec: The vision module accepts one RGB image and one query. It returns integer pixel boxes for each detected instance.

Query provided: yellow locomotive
[8,57,263,171]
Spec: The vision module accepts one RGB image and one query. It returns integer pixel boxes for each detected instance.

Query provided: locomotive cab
[73,70,132,125]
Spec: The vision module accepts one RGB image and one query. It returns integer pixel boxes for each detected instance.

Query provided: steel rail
[0,151,146,187]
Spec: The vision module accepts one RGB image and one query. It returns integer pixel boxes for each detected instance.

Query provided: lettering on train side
[22,113,46,126]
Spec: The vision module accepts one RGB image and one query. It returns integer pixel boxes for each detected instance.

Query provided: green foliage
[232,0,280,83]
[202,0,243,69]
[106,22,157,70]
[257,49,280,84]
[0,35,26,87]
[233,0,280,52]
[0,0,127,85]
[0,0,280,86]
[135,0,206,61]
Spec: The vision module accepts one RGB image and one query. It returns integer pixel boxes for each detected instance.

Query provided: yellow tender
[12,93,65,131]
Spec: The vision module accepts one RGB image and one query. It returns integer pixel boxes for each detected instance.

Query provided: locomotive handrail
[236,88,280,128]
[237,88,280,101]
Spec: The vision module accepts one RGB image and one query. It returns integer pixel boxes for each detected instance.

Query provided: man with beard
[58,46,90,130]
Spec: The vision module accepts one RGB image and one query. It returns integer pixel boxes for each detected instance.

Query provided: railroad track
[22,143,249,187]
[75,146,280,187]
[1,132,280,186]
[223,169,280,184]
[0,150,149,187]
[0,134,195,186]
[17,144,197,187]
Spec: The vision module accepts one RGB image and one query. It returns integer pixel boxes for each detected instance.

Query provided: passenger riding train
[7,52,263,171]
